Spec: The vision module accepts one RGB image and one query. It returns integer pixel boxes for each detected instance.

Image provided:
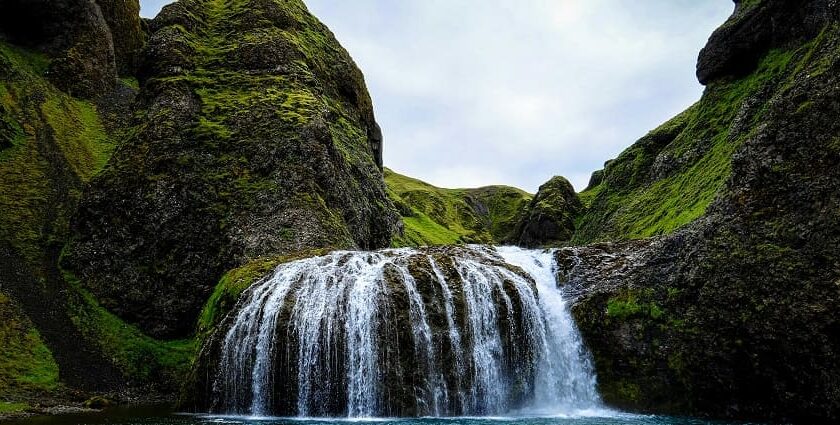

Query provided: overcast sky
[140,1,733,192]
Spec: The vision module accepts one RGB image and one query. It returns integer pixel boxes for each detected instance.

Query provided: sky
[139,1,733,192]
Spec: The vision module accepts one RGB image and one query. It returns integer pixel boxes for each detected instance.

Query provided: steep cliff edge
[62,0,400,339]
[0,0,148,406]
[561,0,840,422]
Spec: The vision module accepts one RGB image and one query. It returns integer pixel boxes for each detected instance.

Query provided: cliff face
[0,0,147,405]
[1,0,399,408]
[563,0,840,422]
[0,0,145,98]
[62,0,400,339]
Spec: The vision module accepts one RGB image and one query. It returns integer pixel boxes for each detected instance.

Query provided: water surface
[9,406,755,425]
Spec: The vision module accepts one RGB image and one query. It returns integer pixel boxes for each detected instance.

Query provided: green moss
[614,381,642,402]
[120,77,140,90]
[197,248,335,335]
[0,292,59,395]
[40,98,114,181]
[575,45,804,243]
[62,270,196,385]
[606,291,665,321]
[0,401,29,414]
[0,41,114,266]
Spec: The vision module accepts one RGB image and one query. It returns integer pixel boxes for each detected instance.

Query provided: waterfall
[209,246,601,417]
[495,246,601,413]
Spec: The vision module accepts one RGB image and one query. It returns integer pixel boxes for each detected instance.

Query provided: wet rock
[569,5,840,421]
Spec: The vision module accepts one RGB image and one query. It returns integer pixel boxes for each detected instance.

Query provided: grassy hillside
[385,168,532,246]
[573,44,805,243]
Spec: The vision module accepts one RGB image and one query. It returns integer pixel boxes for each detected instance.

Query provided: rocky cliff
[511,176,581,247]
[560,0,840,422]
[62,0,400,339]
[0,0,148,410]
[0,0,400,413]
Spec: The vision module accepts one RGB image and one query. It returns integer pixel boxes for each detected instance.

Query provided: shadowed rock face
[0,0,143,97]
[62,0,400,338]
[697,0,840,84]
[566,1,840,421]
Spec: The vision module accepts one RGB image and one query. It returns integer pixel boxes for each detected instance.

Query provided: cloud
[140,1,733,192]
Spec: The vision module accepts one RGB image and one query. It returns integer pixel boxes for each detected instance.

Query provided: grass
[62,269,196,386]
[574,43,806,243]
[0,401,29,414]
[197,248,335,335]
[385,168,532,246]
[0,292,59,395]
[0,41,115,265]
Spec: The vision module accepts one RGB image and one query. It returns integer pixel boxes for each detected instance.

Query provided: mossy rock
[62,0,400,338]
[511,176,581,247]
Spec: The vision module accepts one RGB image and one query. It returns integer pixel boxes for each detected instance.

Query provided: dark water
[7,405,756,425]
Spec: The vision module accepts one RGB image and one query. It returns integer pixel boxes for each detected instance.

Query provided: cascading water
[208,246,601,418]
[495,246,601,414]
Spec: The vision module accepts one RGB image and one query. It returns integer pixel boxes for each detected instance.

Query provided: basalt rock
[63,0,400,338]
[697,0,840,85]
[188,246,555,416]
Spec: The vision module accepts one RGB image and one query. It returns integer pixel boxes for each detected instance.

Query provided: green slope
[385,168,532,246]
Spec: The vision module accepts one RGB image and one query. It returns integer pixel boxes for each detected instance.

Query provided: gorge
[1,0,839,424]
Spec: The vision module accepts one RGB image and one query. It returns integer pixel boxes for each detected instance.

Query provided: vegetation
[197,248,335,336]
[62,270,196,387]
[0,42,114,265]
[574,46,801,243]
[0,292,59,396]
[386,168,532,246]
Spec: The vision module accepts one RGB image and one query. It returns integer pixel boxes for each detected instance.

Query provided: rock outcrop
[62,0,400,338]
[188,246,551,416]
[564,0,840,421]
[511,176,581,247]
[0,0,143,98]
[697,0,839,84]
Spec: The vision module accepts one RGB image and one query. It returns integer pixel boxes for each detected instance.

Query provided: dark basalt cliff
[62,0,400,338]
[561,0,840,422]
[1,0,838,422]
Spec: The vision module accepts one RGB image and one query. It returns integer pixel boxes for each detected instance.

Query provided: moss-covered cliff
[562,0,840,422]
[62,0,400,339]
[1,0,399,412]
[385,168,532,246]
[0,0,191,409]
